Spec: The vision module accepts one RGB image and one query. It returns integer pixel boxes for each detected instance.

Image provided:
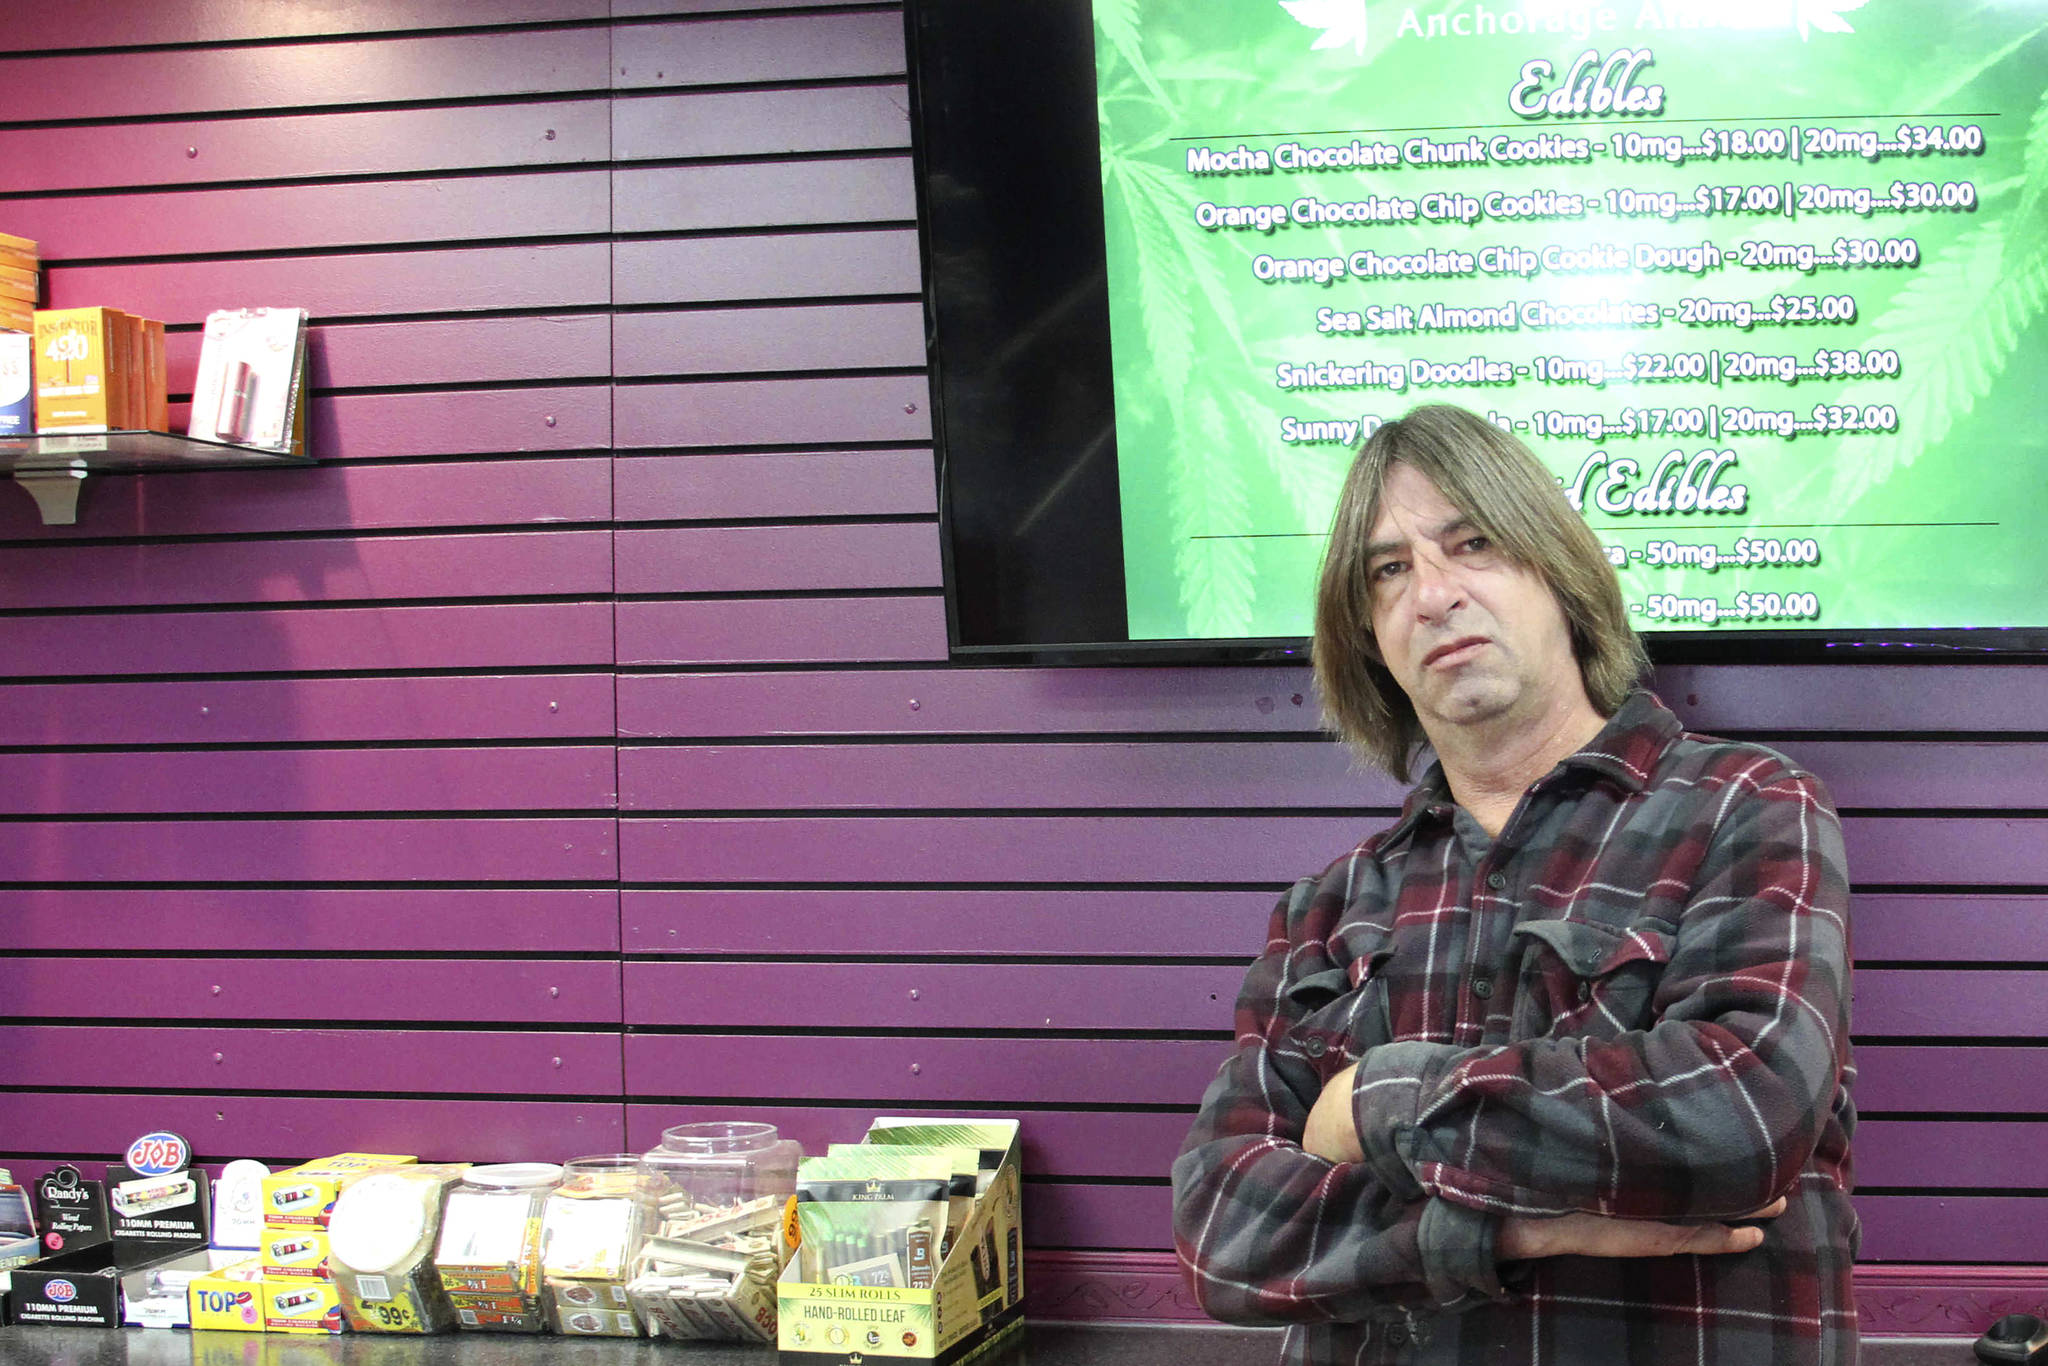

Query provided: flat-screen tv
[907,0,2048,662]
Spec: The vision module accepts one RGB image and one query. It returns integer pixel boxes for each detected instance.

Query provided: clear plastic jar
[543,1155,652,1338]
[630,1122,802,1342]
[433,1162,561,1334]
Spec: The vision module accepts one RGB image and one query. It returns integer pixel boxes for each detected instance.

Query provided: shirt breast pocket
[1283,926,1395,1080]
[1511,917,1675,1041]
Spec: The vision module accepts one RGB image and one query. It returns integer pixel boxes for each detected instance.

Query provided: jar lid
[464,1162,562,1189]
[329,1171,435,1274]
[658,1121,782,1156]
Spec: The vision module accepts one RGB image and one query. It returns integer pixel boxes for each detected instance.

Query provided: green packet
[864,1118,1021,1191]
[829,1144,978,1254]
[794,1151,953,1291]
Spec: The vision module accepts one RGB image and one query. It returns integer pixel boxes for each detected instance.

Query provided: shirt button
[1303,1037,1326,1057]
[1486,871,1506,890]
[1385,1324,1408,1346]
[1577,982,1592,1003]
[1472,975,1494,999]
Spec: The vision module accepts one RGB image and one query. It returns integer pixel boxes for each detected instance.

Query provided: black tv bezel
[904,0,2048,668]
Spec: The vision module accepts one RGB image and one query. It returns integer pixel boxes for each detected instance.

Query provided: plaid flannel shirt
[1173,692,1857,1364]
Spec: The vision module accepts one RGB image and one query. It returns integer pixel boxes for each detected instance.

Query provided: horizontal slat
[14,171,610,260]
[0,1,608,49]
[613,230,920,306]
[1857,1046,2048,1114]
[0,457,613,540]
[0,889,620,953]
[613,302,924,378]
[620,814,2048,885]
[620,815,1380,884]
[615,375,931,449]
[0,99,608,194]
[617,668,1323,739]
[613,158,914,235]
[625,963,1241,1031]
[1029,1182,1169,1251]
[157,315,614,395]
[1854,1120,2048,1191]
[0,959,619,1024]
[1851,895,2048,963]
[308,386,613,461]
[616,739,2048,813]
[0,746,615,814]
[0,675,613,746]
[0,1093,624,1166]
[0,530,611,609]
[616,524,939,595]
[614,450,936,523]
[1661,664,2048,733]
[51,245,611,323]
[0,1026,621,1095]
[627,1105,1190,1182]
[612,11,904,88]
[1856,1196,2048,1263]
[617,597,946,666]
[623,1035,1218,1107]
[613,84,908,161]
[618,740,1389,811]
[0,603,612,676]
[0,816,614,881]
[0,28,610,122]
[1845,817,2048,885]
[1855,970,2048,1037]
[623,890,1264,958]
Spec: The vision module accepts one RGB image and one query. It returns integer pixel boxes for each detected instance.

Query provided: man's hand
[1301,1061,1364,1163]
[1498,1198,1787,1260]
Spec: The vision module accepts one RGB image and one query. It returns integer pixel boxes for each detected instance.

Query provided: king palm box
[778,1119,1022,1366]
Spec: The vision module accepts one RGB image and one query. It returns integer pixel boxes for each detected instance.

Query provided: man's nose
[1410,553,1465,619]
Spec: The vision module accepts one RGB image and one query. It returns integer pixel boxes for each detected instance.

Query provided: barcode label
[356,1275,390,1302]
[459,1308,478,1326]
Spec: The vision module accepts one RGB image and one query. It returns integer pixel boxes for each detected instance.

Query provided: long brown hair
[1312,404,1647,779]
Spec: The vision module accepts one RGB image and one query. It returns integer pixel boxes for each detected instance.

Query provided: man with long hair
[1173,405,1855,1363]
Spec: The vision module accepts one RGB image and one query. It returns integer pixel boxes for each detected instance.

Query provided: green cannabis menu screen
[1088,1,2048,643]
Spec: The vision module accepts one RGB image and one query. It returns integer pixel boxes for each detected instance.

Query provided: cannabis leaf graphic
[1796,0,1869,40]
[1280,0,1369,55]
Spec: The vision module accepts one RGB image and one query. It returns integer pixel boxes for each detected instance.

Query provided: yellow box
[263,1154,415,1229]
[188,1257,267,1332]
[260,1226,332,1280]
[779,1121,1023,1365]
[263,1276,345,1334]
[32,306,116,431]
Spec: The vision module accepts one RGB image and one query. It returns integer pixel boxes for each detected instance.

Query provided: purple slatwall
[0,1,622,1176]
[0,1,2040,1334]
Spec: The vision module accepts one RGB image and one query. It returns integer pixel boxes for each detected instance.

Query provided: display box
[33,1165,111,1258]
[32,306,118,432]
[262,1153,414,1228]
[187,306,309,453]
[188,1256,266,1332]
[3,1243,200,1330]
[260,1226,331,1279]
[778,1120,1023,1366]
[262,1274,345,1334]
[0,331,29,439]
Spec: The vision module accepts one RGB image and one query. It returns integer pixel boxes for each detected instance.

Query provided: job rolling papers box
[779,1120,1023,1366]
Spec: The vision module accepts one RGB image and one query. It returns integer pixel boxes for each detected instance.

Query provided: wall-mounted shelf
[0,431,313,525]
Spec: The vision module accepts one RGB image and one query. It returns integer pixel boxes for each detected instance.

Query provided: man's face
[1363,461,1585,736]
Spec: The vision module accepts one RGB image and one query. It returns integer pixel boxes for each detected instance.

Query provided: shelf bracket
[13,458,88,526]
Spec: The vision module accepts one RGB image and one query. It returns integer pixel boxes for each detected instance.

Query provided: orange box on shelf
[32,306,118,432]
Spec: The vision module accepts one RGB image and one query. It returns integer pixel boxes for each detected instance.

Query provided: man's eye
[1460,535,1492,554]
[1369,561,1403,582]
